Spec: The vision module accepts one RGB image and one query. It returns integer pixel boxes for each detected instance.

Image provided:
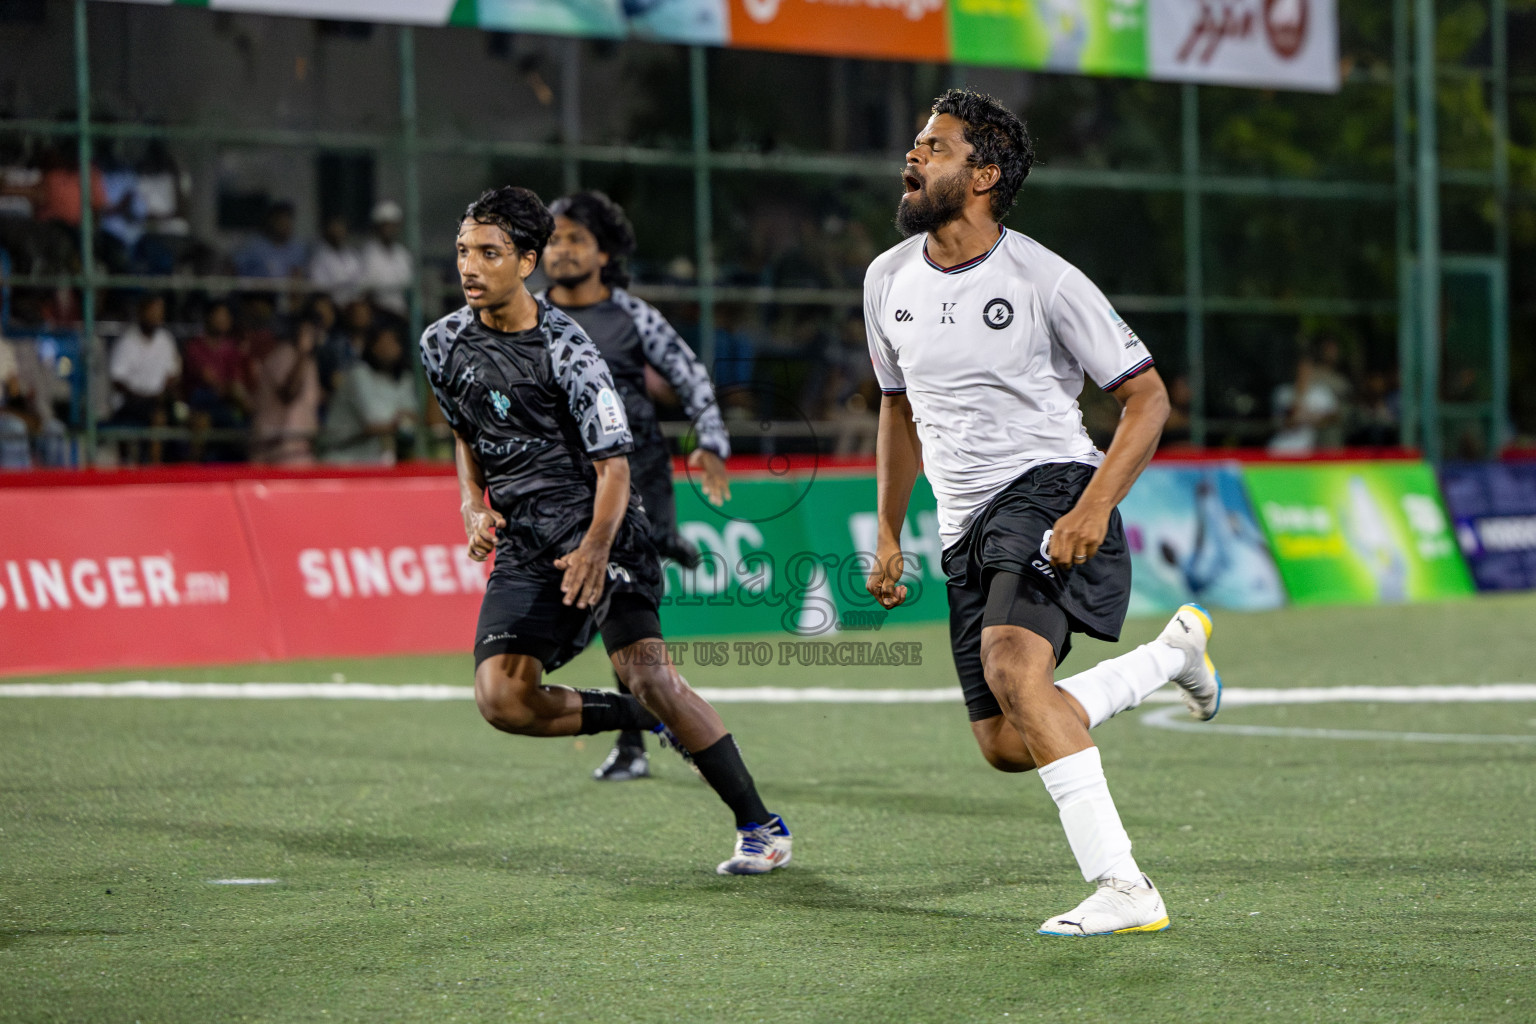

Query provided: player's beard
[896,166,970,238]
[550,265,598,291]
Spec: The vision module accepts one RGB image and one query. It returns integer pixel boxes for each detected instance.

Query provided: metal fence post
[1491,0,1509,455]
[1394,0,1417,450]
[1182,83,1205,447]
[399,26,429,458]
[75,0,97,466]
[690,45,715,370]
[1414,0,1441,462]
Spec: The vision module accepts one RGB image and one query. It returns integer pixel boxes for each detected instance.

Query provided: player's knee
[981,634,1053,697]
[624,665,681,708]
[474,671,538,734]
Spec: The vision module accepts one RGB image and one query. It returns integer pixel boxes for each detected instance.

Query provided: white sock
[1055,641,1185,729]
[1037,746,1141,883]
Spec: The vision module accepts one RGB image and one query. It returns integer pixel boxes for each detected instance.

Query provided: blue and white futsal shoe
[717,815,793,875]
[1157,603,1222,721]
[1038,874,1170,936]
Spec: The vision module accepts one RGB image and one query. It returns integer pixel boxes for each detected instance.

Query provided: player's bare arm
[686,447,731,506]
[554,454,630,609]
[1048,369,1170,569]
[867,391,922,610]
[454,430,505,562]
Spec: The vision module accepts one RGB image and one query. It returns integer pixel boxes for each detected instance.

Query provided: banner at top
[96,0,1339,92]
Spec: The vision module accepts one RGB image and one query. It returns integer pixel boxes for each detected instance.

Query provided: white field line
[1,681,1535,705]
[1141,704,1536,745]
[207,879,281,885]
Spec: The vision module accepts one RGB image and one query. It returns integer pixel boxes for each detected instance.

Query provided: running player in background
[542,190,732,783]
[423,185,790,875]
[864,90,1222,935]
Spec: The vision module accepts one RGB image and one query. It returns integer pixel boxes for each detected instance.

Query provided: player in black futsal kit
[422,185,791,874]
[541,190,732,783]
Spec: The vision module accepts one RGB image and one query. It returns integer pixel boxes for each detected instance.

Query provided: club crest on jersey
[1113,313,1142,349]
[983,298,1014,330]
[489,389,511,420]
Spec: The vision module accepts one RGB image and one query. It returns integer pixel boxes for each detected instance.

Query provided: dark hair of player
[549,190,637,288]
[930,88,1035,222]
[460,186,556,265]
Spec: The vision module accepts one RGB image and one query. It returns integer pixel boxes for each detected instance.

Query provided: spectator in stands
[233,200,308,282]
[183,301,251,462]
[0,139,41,272]
[0,332,31,469]
[1,140,107,274]
[134,140,194,275]
[1161,374,1194,447]
[249,315,321,466]
[108,293,181,465]
[359,199,412,318]
[819,309,879,454]
[318,296,372,397]
[309,213,363,306]
[1350,368,1400,448]
[96,138,143,274]
[321,323,417,465]
[1269,335,1352,455]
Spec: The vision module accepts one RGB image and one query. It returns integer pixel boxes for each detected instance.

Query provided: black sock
[576,689,660,735]
[691,734,771,828]
[611,673,645,752]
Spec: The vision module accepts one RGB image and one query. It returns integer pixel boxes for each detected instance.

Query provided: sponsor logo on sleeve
[1113,313,1142,349]
[597,387,626,432]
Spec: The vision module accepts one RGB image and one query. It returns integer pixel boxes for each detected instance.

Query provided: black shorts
[943,462,1133,722]
[473,524,665,672]
[629,440,678,540]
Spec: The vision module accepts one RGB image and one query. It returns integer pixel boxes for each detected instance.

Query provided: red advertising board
[233,478,487,660]
[0,484,279,676]
[726,0,949,61]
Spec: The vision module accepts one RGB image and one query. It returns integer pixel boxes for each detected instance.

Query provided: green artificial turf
[3,594,1534,1022]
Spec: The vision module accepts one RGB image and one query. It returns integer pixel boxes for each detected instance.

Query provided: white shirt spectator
[109,324,181,399]
[360,236,412,317]
[310,240,364,305]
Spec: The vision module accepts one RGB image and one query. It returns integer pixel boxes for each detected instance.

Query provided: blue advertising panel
[1438,462,1536,591]
[1119,463,1286,616]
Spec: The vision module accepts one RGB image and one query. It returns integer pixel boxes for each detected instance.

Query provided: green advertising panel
[795,474,949,632]
[661,471,948,637]
[1242,462,1474,606]
[948,0,1146,76]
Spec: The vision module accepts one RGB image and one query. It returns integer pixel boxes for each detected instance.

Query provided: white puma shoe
[716,815,792,875]
[1038,874,1170,936]
[1157,603,1221,720]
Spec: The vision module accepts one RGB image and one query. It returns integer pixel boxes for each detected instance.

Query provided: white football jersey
[864,226,1155,548]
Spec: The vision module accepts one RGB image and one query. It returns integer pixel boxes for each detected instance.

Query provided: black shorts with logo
[942,462,1133,722]
[473,512,665,672]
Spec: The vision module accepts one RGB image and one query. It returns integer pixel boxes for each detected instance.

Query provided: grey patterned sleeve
[544,305,635,461]
[612,288,731,459]
[419,308,471,434]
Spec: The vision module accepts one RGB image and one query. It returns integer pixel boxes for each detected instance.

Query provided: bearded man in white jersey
[864,89,1223,936]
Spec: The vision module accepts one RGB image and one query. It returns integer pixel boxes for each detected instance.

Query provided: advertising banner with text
[0,485,280,676]
[1242,462,1474,606]
[1438,462,1536,593]
[98,0,1339,92]
[1149,0,1339,92]
[233,478,489,661]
